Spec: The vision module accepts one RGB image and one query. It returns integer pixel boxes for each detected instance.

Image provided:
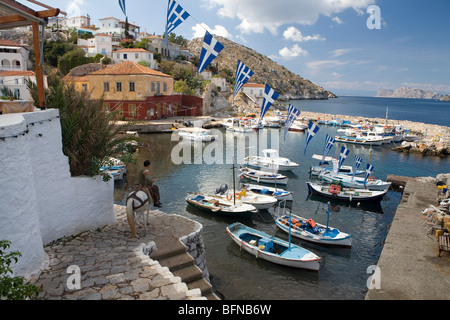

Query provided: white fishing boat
[99,157,127,181]
[288,121,308,132]
[239,167,288,185]
[306,182,387,202]
[222,118,256,133]
[319,170,391,191]
[177,127,217,142]
[275,207,352,247]
[240,183,293,201]
[334,132,384,146]
[186,193,257,218]
[309,155,364,177]
[214,184,277,210]
[243,149,299,171]
[226,222,321,271]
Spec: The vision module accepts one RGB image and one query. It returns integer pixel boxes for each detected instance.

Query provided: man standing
[139,160,162,208]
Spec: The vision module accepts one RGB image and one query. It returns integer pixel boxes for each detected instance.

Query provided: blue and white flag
[321,134,335,164]
[352,155,363,181]
[233,60,254,104]
[259,84,279,124]
[198,31,224,73]
[165,0,190,47]
[284,104,300,140]
[118,0,126,16]
[304,121,320,154]
[364,163,374,187]
[338,146,350,170]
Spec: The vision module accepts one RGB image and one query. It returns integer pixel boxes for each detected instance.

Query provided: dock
[365,175,450,300]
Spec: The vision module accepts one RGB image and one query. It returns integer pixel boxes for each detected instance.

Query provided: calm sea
[114,96,450,300]
[290,96,450,126]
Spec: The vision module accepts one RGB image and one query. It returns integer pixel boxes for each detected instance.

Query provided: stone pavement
[30,205,212,300]
[365,176,450,300]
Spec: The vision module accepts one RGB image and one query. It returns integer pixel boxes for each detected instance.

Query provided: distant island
[376,87,444,100]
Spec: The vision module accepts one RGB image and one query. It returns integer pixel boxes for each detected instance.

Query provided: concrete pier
[365,176,450,300]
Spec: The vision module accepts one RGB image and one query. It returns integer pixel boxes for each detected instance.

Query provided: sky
[23,0,450,97]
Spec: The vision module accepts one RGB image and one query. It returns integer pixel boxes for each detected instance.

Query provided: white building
[145,35,190,61]
[113,48,158,69]
[77,33,113,57]
[0,70,47,101]
[97,17,141,40]
[241,83,265,98]
[65,15,91,29]
[0,39,30,72]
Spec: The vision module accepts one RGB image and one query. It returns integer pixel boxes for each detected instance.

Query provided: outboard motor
[215,184,228,195]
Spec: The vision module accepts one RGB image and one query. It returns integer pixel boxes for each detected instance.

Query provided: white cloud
[192,23,233,39]
[332,16,344,24]
[331,49,352,57]
[67,0,84,17]
[283,26,325,42]
[205,0,375,34]
[278,44,309,59]
[306,59,349,74]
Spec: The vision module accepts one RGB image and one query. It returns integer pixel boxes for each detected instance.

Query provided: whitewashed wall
[0,109,115,279]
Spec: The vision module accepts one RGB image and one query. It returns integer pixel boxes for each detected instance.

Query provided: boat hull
[240,168,288,185]
[275,214,352,247]
[186,194,256,219]
[226,223,321,271]
[319,171,391,191]
[335,136,384,146]
[241,183,294,201]
[307,182,387,202]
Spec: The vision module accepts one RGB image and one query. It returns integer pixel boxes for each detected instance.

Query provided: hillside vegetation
[187,36,336,100]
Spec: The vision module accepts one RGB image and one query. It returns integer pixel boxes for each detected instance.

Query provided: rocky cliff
[187,36,336,100]
[376,87,444,100]
[440,95,450,101]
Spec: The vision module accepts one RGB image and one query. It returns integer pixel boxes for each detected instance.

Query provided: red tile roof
[89,61,171,78]
[0,71,35,76]
[114,48,150,53]
[243,83,265,88]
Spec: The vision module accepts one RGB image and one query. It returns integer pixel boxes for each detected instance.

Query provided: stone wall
[179,219,211,282]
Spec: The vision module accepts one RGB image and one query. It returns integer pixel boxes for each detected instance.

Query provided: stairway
[150,236,220,300]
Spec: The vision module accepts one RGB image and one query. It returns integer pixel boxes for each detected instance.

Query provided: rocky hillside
[376,87,444,100]
[187,36,336,100]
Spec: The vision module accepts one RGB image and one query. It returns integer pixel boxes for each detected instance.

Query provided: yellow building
[87,61,173,101]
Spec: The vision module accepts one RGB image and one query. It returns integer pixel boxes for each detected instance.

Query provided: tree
[43,40,77,67]
[27,76,136,178]
[57,48,90,75]
[0,240,40,300]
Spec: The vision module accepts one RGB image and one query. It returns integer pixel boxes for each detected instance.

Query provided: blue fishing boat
[226,222,321,271]
[275,205,352,247]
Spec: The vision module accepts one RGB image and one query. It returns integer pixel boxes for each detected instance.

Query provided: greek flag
[233,60,254,104]
[338,146,350,170]
[321,134,335,164]
[198,31,224,73]
[259,84,279,124]
[304,121,320,155]
[118,0,126,16]
[284,104,300,140]
[165,0,190,47]
[364,164,374,187]
[352,155,363,181]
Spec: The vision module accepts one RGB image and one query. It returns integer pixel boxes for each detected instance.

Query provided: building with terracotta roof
[0,70,47,100]
[242,83,265,99]
[144,35,191,61]
[113,48,157,69]
[0,39,30,72]
[77,33,113,58]
[70,61,202,120]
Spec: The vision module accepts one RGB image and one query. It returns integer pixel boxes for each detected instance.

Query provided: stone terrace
[30,206,212,300]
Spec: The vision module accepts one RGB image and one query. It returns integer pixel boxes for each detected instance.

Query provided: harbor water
[114,97,450,300]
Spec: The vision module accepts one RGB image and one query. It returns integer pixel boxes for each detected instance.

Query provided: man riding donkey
[126,160,163,238]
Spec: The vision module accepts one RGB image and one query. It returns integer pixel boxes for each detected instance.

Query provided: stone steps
[150,237,220,300]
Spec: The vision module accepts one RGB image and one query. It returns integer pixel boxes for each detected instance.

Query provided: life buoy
[369,175,376,182]
[227,193,241,200]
